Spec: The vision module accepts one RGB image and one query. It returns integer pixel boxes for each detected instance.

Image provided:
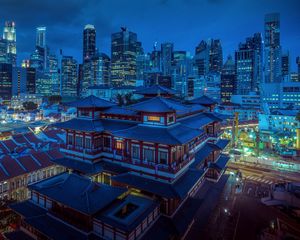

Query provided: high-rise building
[194,39,223,76]
[83,24,96,62]
[150,43,161,71]
[81,53,111,96]
[111,28,140,86]
[12,67,26,95]
[161,42,173,76]
[61,56,78,97]
[25,67,36,94]
[221,55,235,102]
[0,63,13,100]
[0,39,7,63]
[30,46,47,71]
[264,13,282,83]
[194,40,209,76]
[36,26,46,48]
[136,53,150,81]
[235,33,263,95]
[2,21,16,66]
[209,39,223,73]
[296,57,300,82]
[48,54,60,93]
[281,51,290,81]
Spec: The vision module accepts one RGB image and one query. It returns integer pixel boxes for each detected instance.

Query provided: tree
[296,111,300,123]
[49,95,62,105]
[23,101,38,111]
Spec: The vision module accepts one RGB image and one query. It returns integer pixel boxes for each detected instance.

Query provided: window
[116,141,123,150]
[103,137,111,148]
[132,145,140,159]
[144,148,154,162]
[168,116,174,123]
[75,136,83,147]
[94,137,101,148]
[148,116,160,122]
[67,134,73,145]
[85,137,91,149]
[159,151,168,164]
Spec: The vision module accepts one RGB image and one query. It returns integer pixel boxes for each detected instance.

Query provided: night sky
[1,0,299,70]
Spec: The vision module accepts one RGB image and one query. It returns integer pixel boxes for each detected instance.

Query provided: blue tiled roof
[189,95,218,105]
[135,85,177,96]
[51,158,129,175]
[112,169,205,199]
[29,173,127,215]
[172,169,205,198]
[24,214,88,240]
[114,124,203,145]
[53,118,104,132]
[215,139,230,150]
[102,106,138,116]
[54,118,137,132]
[209,154,230,171]
[129,97,204,114]
[179,113,215,129]
[10,201,47,218]
[191,144,215,169]
[112,173,178,198]
[64,95,116,108]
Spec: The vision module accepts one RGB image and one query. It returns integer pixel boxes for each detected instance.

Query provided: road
[228,161,300,183]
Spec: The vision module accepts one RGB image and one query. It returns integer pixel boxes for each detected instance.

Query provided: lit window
[148,116,160,122]
[116,141,123,150]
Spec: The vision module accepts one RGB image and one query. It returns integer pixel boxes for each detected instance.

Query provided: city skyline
[0,0,300,70]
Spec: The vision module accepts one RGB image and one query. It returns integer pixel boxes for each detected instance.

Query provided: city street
[193,175,300,240]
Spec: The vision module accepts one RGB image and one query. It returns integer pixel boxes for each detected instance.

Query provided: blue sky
[1,0,299,70]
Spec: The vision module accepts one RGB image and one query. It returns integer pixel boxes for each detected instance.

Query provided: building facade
[61,56,78,98]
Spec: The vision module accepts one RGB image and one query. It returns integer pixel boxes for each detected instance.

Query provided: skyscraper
[61,56,78,97]
[150,43,161,71]
[209,39,223,73]
[48,54,60,93]
[281,51,290,81]
[111,28,140,86]
[0,39,7,63]
[235,33,263,95]
[194,39,223,76]
[0,63,13,100]
[83,24,96,62]
[221,55,235,102]
[161,42,173,76]
[36,26,46,48]
[264,13,282,83]
[297,57,300,82]
[194,40,209,76]
[2,21,16,66]
[81,53,111,96]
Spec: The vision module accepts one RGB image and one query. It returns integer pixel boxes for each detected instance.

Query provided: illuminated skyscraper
[61,56,78,97]
[0,39,7,63]
[83,24,96,62]
[2,21,16,66]
[161,42,173,76]
[281,51,290,81]
[221,55,235,102]
[0,63,13,100]
[194,40,209,76]
[111,28,140,86]
[297,57,300,82]
[235,33,263,95]
[209,39,223,73]
[264,13,282,83]
[36,26,46,48]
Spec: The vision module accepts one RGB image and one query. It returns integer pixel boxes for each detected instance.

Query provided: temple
[6,86,230,240]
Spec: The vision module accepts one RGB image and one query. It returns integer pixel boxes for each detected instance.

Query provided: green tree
[23,101,38,111]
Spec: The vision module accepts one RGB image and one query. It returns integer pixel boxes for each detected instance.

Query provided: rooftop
[134,85,177,96]
[29,172,127,215]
